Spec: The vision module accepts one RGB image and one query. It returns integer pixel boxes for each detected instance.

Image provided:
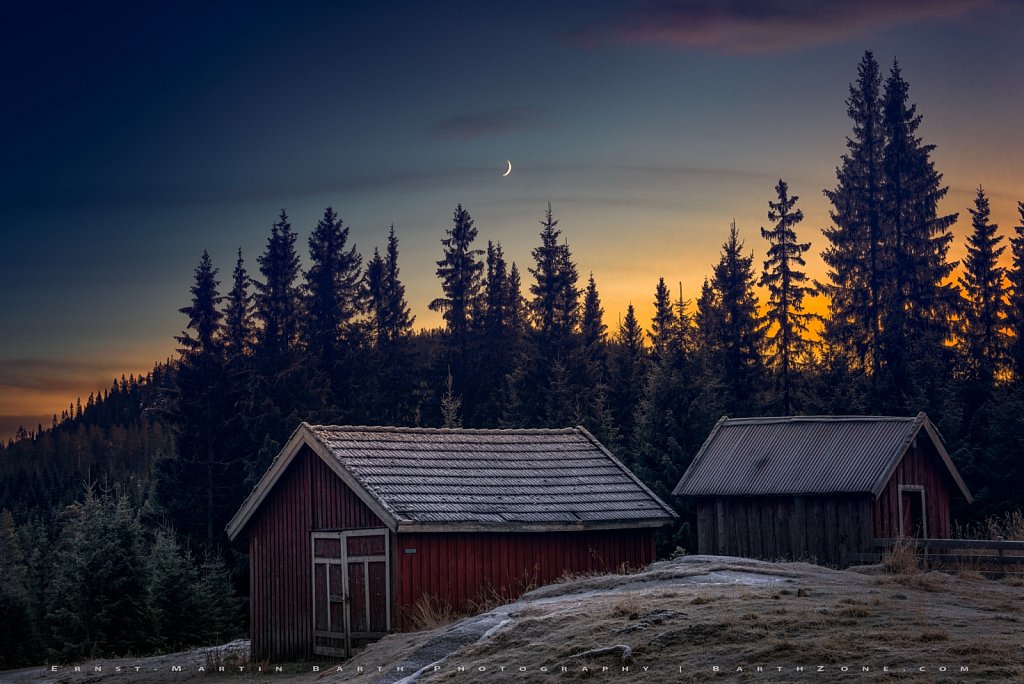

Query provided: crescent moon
[502,160,512,177]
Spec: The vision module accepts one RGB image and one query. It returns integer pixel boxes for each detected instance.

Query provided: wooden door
[312,529,391,657]
[899,487,927,538]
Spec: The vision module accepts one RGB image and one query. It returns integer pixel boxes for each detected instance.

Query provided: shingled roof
[227,424,676,539]
[672,413,972,501]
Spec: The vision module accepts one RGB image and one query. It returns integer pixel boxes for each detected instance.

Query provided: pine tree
[1006,201,1024,381]
[759,179,813,414]
[223,248,253,357]
[253,210,302,362]
[176,251,222,356]
[959,187,1008,385]
[429,204,484,343]
[304,206,362,370]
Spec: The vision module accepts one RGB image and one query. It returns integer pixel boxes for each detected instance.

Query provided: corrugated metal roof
[306,425,675,525]
[673,414,949,497]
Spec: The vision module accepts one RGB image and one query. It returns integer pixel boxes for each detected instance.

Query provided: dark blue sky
[2,0,1022,437]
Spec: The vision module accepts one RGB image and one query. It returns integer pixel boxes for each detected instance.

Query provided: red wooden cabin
[673,413,973,567]
[226,425,676,661]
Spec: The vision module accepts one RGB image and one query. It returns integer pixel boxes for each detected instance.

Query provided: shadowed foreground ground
[4,556,1022,683]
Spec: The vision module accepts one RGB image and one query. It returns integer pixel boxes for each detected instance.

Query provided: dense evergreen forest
[1,51,1022,666]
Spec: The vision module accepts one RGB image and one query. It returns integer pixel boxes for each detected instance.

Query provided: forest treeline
[1,51,1023,665]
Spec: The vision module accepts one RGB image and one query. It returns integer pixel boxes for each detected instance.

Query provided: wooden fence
[852,538,1024,572]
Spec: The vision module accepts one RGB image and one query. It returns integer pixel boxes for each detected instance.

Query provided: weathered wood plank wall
[695,495,873,566]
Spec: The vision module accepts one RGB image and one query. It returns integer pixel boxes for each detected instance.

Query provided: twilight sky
[1,0,1022,439]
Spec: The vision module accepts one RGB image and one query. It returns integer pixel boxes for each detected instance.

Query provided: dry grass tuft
[919,627,949,642]
[883,536,920,576]
[405,593,457,630]
[611,593,642,619]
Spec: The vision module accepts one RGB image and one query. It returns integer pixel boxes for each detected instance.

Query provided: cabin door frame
[897,485,927,538]
[311,528,391,657]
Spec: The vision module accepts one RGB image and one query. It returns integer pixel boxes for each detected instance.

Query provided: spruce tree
[193,551,241,645]
[880,61,958,397]
[483,241,511,337]
[253,210,302,363]
[361,229,416,424]
[381,225,413,344]
[48,489,155,658]
[1006,201,1024,382]
[429,204,485,423]
[529,203,580,350]
[146,528,198,649]
[581,273,608,356]
[759,179,813,414]
[0,509,38,668]
[649,278,675,362]
[609,305,647,441]
[158,252,238,549]
[223,248,253,358]
[705,223,765,416]
[429,204,484,343]
[175,251,222,356]
[304,206,362,370]
[821,51,886,382]
[959,187,1008,385]
[506,262,527,334]
[822,53,958,410]
[363,248,387,345]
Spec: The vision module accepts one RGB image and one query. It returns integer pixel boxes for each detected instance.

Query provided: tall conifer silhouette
[759,180,813,414]
[959,187,1007,385]
[253,210,302,363]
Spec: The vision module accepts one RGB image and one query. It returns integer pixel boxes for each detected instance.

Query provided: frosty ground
[4,555,1022,684]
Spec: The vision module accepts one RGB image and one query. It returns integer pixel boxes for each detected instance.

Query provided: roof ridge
[722,415,918,424]
[308,424,580,435]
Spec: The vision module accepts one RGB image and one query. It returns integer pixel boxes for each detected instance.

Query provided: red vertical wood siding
[246,447,664,658]
[391,528,657,629]
[248,446,385,661]
[873,442,954,540]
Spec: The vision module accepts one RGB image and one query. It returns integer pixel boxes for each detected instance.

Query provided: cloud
[430,106,545,139]
[2,166,490,213]
[576,0,1003,54]
[0,358,143,393]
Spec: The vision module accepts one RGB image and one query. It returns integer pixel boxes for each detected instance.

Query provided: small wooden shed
[672,413,972,567]
[226,424,676,661]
